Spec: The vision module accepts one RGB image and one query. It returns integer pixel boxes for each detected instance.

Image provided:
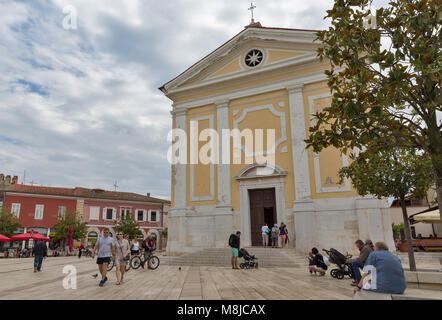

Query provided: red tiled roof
[3,184,169,204]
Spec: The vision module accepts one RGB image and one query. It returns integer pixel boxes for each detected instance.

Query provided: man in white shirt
[261,223,270,247]
[92,228,116,287]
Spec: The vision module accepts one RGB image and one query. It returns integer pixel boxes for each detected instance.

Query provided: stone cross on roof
[248,1,256,24]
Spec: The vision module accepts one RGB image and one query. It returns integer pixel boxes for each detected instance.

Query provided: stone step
[163,247,306,267]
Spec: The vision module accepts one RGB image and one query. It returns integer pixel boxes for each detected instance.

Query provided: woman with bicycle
[115,232,130,285]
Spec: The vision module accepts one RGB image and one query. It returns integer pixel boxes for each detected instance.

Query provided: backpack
[228,234,234,247]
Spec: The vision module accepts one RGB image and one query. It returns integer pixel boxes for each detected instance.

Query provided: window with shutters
[149,211,158,222]
[90,206,100,220]
[120,208,131,219]
[11,203,21,218]
[58,206,66,220]
[105,208,114,220]
[137,210,145,222]
[35,205,44,220]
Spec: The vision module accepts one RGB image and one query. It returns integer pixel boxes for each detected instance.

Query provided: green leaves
[306,0,442,206]
[339,147,434,200]
[0,207,22,238]
[52,212,87,242]
[114,215,143,239]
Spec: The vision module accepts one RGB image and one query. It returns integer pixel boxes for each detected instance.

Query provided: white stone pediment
[160,27,319,96]
[235,163,288,180]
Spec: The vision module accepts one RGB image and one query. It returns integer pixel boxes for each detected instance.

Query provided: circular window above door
[244,49,264,67]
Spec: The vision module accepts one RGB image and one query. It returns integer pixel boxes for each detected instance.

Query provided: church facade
[160,24,395,255]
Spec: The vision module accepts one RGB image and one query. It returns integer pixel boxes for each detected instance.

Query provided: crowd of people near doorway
[307,239,407,295]
[261,222,289,248]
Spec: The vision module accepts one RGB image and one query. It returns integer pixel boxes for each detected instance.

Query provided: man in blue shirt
[354,242,406,295]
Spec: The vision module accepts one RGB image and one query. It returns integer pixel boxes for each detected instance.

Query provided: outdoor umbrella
[413,209,440,224]
[0,234,11,242]
[10,231,50,242]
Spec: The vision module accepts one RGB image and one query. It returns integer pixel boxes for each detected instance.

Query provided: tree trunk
[400,196,416,271]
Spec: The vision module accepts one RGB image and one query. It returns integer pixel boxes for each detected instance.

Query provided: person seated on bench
[353,242,406,295]
[347,240,373,286]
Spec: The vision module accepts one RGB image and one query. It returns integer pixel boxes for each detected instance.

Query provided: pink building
[1,184,170,250]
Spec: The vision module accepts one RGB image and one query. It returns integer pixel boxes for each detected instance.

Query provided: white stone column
[216,100,231,206]
[287,85,311,201]
[172,108,187,209]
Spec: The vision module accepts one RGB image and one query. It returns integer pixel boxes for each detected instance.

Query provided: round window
[244,49,264,67]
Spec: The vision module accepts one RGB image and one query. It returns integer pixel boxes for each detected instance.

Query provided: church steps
[163,248,308,268]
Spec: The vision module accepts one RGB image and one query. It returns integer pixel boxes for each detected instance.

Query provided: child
[308,252,317,275]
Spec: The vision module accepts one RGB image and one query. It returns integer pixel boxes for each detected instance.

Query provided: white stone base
[167,196,395,256]
[292,196,395,255]
[166,205,233,255]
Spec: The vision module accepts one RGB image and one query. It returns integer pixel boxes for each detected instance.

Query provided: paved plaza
[0,255,441,300]
[0,256,356,300]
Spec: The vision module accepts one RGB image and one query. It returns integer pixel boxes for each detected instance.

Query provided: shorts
[262,234,269,242]
[96,257,111,265]
[271,237,278,242]
[279,235,287,239]
[115,257,126,266]
[230,248,238,257]
[131,250,139,255]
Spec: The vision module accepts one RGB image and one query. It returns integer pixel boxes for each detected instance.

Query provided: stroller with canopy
[238,248,258,269]
[322,248,354,279]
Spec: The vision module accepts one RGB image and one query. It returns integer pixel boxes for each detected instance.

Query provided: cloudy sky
[0,0,390,199]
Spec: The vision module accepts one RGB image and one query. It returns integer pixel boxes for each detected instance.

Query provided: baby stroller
[322,248,354,280]
[238,248,258,269]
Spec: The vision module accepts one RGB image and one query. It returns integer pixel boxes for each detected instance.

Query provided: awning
[409,206,440,224]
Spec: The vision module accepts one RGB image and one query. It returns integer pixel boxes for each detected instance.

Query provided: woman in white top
[130,238,140,255]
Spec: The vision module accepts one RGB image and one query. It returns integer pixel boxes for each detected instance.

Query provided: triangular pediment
[160,26,320,95]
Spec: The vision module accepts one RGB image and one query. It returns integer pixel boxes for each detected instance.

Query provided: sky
[0,0,391,199]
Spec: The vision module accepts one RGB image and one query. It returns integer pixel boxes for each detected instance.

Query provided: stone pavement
[0,256,440,300]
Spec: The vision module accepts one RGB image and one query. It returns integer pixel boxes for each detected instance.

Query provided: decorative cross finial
[248,1,256,24]
[113,180,118,191]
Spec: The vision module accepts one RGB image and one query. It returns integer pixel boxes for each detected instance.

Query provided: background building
[2,183,170,249]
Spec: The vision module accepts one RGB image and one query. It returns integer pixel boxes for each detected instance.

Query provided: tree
[52,211,87,243]
[0,207,22,238]
[114,215,143,239]
[306,0,442,225]
[339,147,434,271]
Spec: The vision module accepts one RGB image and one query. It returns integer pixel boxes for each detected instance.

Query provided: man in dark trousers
[32,238,47,272]
[347,239,373,286]
[229,231,241,269]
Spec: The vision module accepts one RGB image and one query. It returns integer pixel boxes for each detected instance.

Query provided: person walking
[91,228,116,287]
[228,231,241,269]
[279,223,288,248]
[271,224,279,248]
[115,232,130,285]
[32,238,47,272]
[261,223,270,247]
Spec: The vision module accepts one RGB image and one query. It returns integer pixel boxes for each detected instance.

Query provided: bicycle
[130,249,160,270]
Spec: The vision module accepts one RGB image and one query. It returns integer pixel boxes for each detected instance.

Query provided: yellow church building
[160,23,395,255]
